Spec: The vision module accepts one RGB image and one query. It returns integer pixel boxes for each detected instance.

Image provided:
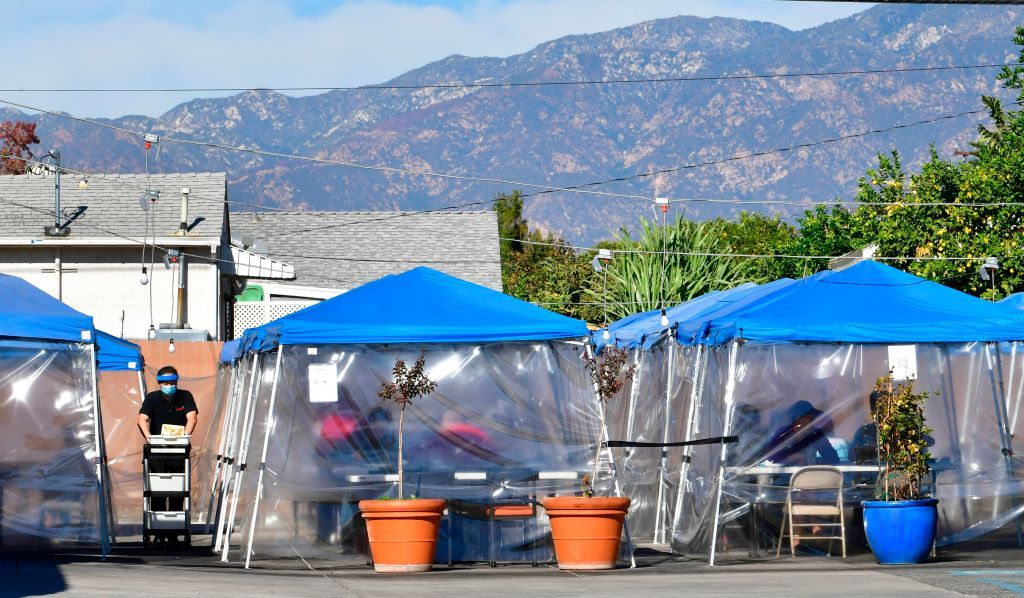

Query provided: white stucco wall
[0,245,221,340]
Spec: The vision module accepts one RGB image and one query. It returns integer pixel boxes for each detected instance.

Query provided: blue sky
[4,1,873,118]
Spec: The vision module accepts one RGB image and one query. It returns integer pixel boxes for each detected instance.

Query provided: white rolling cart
[143,435,192,547]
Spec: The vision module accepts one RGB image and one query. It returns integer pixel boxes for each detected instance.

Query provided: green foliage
[593,215,755,320]
[872,374,933,501]
[493,191,601,321]
[717,212,799,281]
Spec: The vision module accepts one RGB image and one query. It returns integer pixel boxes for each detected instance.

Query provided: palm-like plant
[588,216,753,320]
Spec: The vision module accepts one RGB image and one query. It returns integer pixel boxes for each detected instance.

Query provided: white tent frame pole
[213,355,250,549]
[220,354,263,560]
[653,341,675,544]
[213,357,247,550]
[214,354,253,550]
[87,343,110,559]
[986,342,1023,547]
[670,343,705,544]
[217,354,261,556]
[244,346,283,569]
[585,343,636,569]
[708,340,739,567]
[204,364,238,534]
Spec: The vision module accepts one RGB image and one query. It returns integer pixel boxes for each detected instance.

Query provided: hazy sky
[4,1,872,118]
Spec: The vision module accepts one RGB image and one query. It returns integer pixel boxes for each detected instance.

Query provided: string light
[147,324,157,340]
[168,338,176,354]
[139,266,149,286]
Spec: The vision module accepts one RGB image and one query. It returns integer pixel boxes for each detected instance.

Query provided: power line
[0,97,1001,215]
[0,62,1014,93]
[520,104,1010,201]
[3,187,1012,267]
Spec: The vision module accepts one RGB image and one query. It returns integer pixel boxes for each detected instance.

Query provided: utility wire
[3,188,1011,265]
[0,62,1014,93]
[0,97,1001,213]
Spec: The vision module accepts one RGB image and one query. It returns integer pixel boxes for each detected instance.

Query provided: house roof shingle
[231,210,502,291]
[0,172,227,241]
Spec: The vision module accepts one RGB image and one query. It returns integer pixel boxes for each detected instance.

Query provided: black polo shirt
[140,389,199,435]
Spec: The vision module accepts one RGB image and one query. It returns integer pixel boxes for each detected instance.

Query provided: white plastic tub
[149,473,186,493]
[147,511,187,530]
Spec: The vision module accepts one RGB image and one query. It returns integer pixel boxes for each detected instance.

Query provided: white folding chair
[775,465,846,558]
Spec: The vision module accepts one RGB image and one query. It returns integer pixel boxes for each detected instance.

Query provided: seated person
[764,400,839,466]
[851,391,881,464]
[728,403,767,467]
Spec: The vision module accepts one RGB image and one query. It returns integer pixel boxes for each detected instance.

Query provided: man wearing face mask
[138,366,198,543]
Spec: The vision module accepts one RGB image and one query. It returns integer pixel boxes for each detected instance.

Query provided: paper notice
[888,345,918,380]
[308,363,339,403]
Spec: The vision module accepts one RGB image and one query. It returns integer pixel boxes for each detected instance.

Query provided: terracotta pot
[543,496,630,570]
[359,498,446,572]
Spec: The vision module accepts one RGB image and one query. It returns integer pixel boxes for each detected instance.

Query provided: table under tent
[600,280,796,544]
[0,274,114,556]
[212,267,631,568]
[617,261,1024,565]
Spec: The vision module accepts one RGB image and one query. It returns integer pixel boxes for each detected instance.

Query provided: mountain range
[4,4,1024,244]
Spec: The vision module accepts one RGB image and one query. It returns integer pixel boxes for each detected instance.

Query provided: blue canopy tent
[599,279,796,543]
[659,261,1024,563]
[0,274,111,555]
[216,267,623,568]
[242,266,588,350]
[679,261,1024,346]
[96,330,144,372]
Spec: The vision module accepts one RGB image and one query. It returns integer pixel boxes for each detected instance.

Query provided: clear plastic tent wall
[219,341,625,565]
[671,340,1024,560]
[0,341,104,549]
[605,342,697,543]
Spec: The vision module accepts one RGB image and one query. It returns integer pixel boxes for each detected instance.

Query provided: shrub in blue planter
[862,373,938,565]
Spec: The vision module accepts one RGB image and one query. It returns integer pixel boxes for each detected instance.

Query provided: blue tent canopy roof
[96,331,144,371]
[999,292,1024,310]
[0,274,94,343]
[220,338,243,364]
[679,261,1024,345]
[603,283,760,350]
[242,267,589,350]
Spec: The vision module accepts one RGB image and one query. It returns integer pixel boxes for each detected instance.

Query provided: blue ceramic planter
[862,498,938,564]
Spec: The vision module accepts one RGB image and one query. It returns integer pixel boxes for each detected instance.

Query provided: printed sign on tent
[308,363,339,403]
[887,345,918,380]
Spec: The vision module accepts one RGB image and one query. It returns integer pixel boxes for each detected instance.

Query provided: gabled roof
[230,210,501,291]
[242,266,587,349]
[0,172,227,242]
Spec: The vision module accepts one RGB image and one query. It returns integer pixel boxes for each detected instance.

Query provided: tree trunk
[591,407,606,495]
[398,405,405,499]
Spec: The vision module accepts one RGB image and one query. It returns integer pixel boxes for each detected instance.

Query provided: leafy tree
[0,121,40,175]
[493,191,601,321]
[717,212,799,281]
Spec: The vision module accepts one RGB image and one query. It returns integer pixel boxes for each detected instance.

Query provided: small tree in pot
[377,351,438,500]
[862,372,938,564]
[543,345,636,570]
[359,350,446,573]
